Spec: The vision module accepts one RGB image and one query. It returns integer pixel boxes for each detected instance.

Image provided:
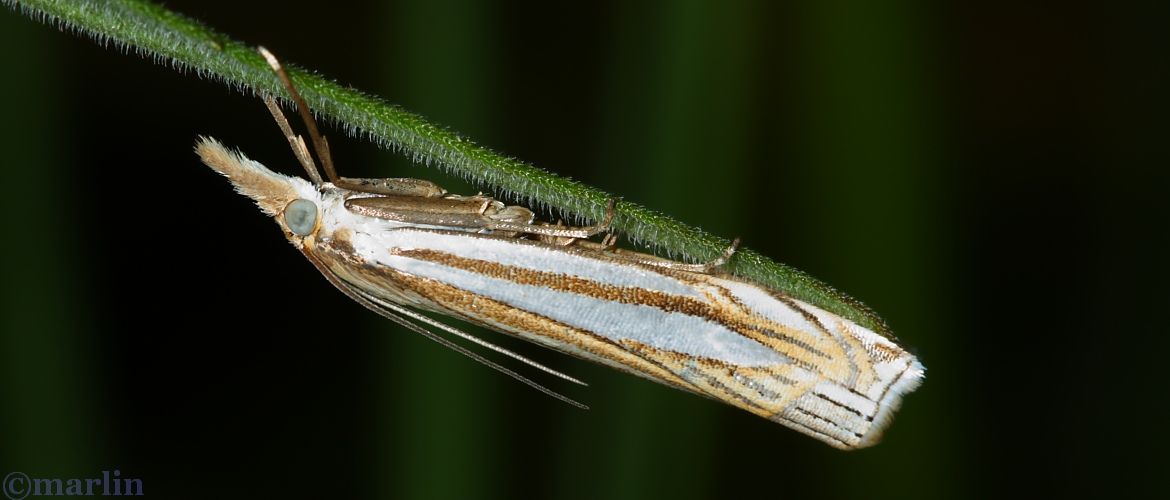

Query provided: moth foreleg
[335,177,447,197]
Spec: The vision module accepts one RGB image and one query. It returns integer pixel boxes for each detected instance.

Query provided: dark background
[1,1,1167,498]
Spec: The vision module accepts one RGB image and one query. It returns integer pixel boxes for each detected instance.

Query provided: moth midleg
[483,198,617,238]
[422,197,617,238]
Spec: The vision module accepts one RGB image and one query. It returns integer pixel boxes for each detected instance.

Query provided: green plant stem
[4,0,893,336]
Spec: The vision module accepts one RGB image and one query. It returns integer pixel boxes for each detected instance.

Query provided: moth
[196,47,924,449]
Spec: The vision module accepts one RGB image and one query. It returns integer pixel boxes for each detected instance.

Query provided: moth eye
[283,199,318,236]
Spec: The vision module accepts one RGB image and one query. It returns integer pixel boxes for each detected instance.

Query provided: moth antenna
[262,95,323,185]
[257,46,339,183]
[365,295,589,387]
[303,252,589,410]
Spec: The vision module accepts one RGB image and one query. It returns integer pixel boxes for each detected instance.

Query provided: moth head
[195,136,322,240]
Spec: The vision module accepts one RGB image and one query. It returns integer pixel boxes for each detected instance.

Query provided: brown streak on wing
[393,248,840,372]
[767,292,859,384]
[395,248,714,314]
[615,339,819,417]
[346,258,704,394]
[312,236,894,432]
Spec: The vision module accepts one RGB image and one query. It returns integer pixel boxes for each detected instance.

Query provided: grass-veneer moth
[195,47,924,449]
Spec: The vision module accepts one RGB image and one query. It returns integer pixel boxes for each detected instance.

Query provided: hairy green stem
[4,0,892,336]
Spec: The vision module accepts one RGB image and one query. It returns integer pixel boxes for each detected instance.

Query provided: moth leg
[347,196,617,239]
[590,237,742,274]
[344,205,563,238]
[335,177,447,197]
[345,195,531,232]
[346,209,512,229]
[537,225,620,247]
[559,233,619,249]
[533,221,584,246]
[347,194,495,218]
[697,237,741,271]
[483,199,617,239]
